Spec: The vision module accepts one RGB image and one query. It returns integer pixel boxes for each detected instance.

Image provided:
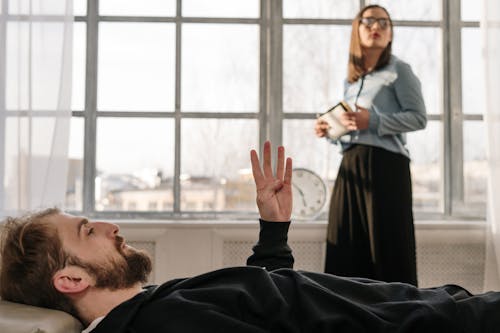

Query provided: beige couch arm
[0,300,82,333]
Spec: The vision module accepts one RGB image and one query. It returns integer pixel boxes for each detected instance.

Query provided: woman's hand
[315,118,330,138]
[250,141,292,222]
[339,105,370,130]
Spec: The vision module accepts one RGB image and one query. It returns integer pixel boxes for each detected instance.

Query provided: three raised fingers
[250,141,289,186]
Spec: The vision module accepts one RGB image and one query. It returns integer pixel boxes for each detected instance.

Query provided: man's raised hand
[250,141,292,222]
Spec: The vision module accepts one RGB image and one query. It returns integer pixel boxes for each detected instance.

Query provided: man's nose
[94,221,120,237]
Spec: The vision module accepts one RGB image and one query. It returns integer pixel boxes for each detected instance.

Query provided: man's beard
[70,236,153,290]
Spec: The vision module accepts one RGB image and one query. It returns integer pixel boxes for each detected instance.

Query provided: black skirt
[325,144,418,286]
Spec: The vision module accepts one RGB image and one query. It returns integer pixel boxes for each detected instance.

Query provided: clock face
[291,168,328,220]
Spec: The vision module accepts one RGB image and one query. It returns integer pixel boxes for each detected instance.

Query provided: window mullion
[447,0,464,216]
[267,0,283,155]
[173,0,182,214]
[0,0,7,212]
[259,0,269,150]
[83,0,99,214]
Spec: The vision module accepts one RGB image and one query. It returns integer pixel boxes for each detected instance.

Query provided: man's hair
[0,208,77,316]
[347,4,393,83]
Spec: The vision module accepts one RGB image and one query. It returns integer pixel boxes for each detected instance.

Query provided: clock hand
[292,183,307,207]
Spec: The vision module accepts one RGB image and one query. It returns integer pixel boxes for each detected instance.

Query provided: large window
[65,0,485,220]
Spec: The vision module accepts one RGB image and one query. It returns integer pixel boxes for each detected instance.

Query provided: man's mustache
[115,235,125,252]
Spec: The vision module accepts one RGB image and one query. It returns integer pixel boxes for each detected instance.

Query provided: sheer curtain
[483,0,500,291]
[0,0,73,216]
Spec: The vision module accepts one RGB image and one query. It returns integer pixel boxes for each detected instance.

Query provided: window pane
[368,0,441,21]
[96,118,174,211]
[181,119,258,212]
[32,22,68,110]
[462,121,487,214]
[4,117,63,162]
[284,119,342,179]
[393,27,442,115]
[66,117,84,211]
[462,28,484,115]
[98,23,175,111]
[72,22,86,111]
[461,0,480,21]
[6,22,27,110]
[4,116,71,210]
[283,0,358,19]
[9,0,70,15]
[100,0,175,16]
[183,0,259,18]
[407,121,442,213]
[283,25,350,113]
[6,22,73,111]
[283,119,343,216]
[74,0,86,16]
[182,24,259,112]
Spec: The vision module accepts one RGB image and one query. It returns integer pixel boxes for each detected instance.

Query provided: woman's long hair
[347,5,393,83]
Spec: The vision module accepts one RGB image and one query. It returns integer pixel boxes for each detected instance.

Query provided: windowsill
[111,218,487,229]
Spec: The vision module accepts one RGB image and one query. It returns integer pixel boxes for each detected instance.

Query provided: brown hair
[347,4,393,83]
[0,208,78,317]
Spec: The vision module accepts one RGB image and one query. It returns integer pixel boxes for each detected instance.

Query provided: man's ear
[53,266,92,294]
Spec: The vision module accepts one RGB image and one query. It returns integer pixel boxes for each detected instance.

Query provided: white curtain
[483,0,500,291]
[0,0,73,216]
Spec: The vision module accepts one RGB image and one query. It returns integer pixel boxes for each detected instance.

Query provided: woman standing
[315,5,426,286]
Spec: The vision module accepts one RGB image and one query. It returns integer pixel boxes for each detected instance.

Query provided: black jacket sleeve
[246,219,294,271]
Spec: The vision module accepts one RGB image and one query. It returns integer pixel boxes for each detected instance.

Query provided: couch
[0,299,82,333]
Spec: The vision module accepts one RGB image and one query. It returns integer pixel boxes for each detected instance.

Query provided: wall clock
[291,168,328,220]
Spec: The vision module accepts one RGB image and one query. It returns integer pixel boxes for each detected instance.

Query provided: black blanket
[91,266,500,332]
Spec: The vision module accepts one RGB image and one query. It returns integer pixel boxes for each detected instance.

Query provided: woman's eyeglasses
[360,17,390,30]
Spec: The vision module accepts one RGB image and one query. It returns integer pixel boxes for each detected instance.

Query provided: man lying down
[1,141,499,332]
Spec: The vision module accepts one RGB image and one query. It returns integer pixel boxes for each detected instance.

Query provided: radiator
[222,230,485,293]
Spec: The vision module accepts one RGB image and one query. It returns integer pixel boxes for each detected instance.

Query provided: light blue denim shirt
[337,55,427,159]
